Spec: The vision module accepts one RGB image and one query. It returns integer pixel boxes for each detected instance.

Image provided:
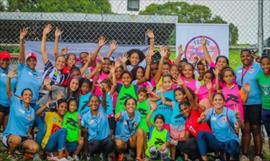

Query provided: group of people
[0,24,269,161]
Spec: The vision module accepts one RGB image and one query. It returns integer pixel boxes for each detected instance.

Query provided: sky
[109,0,270,44]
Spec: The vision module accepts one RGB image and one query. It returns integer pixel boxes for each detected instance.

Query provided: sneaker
[240,155,250,161]
[7,155,17,161]
[57,157,70,161]
[67,156,74,161]
[33,153,42,161]
[73,155,79,161]
[254,156,262,161]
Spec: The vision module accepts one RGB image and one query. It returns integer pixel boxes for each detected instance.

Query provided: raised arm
[137,50,153,83]
[175,45,184,65]
[53,27,62,58]
[154,47,166,84]
[201,37,212,65]
[106,40,118,58]
[146,101,157,128]
[6,69,17,98]
[41,24,52,64]
[147,29,155,51]
[91,36,106,62]
[19,28,28,64]
[101,87,107,111]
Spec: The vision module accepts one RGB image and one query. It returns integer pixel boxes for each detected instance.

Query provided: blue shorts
[66,141,78,153]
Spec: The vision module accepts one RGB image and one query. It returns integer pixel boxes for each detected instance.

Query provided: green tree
[7,0,112,13]
[140,2,239,45]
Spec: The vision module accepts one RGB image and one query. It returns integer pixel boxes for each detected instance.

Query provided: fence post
[258,0,264,56]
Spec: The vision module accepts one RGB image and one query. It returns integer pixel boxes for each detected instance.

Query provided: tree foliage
[6,0,112,13]
[140,2,239,45]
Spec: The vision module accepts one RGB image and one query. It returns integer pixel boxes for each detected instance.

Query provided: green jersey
[146,127,169,157]
[256,72,270,109]
[116,84,137,113]
[62,111,80,142]
[137,100,150,133]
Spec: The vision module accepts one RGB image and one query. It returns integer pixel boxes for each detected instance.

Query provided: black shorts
[2,134,29,148]
[244,104,262,125]
[108,117,116,130]
[0,104,10,115]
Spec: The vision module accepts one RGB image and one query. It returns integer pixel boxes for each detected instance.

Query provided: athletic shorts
[108,117,116,130]
[2,134,29,148]
[244,104,262,125]
[0,104,10,115]
[262,108,270,137]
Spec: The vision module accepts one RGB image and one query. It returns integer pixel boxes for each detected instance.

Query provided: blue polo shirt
[115,110,141,142]
[206,107,239,142]
[15,63,42,104]
[3,96,35,137]
[153,90,175,124]
[78,92,91,116]
[170,101,185,126]
[0,67,17,107]
[235,63,262,105]
[81,107,110,141]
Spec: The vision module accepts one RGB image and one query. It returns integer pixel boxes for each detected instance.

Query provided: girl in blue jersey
[153,74,175,127]
[0,51,16,130]
[115,97,145,161]
[78,78,92,116]
[3,88,40,160]
[197,93,240,161]
[81,95,114,160]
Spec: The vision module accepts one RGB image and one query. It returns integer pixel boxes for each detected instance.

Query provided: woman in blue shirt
[15,28,42,107]
[197,93,240,161]
[0,51,16,130]
[115,97,145,161]
[2,88,39,160]
[81,95,114,160]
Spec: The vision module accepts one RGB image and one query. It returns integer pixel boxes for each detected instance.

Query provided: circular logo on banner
[184,35,220,62]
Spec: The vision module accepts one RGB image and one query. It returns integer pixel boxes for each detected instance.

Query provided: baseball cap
[26,52,37,60]
[0,51,11,60]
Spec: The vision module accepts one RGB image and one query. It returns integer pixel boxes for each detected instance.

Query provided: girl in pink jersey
[196,70,215,109]
[218,67,250,124]
[180,63,200,92]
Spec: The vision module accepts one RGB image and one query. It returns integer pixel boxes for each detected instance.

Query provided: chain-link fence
[0,0,269,55]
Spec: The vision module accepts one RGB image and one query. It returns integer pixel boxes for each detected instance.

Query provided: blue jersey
[3,96,35,137]
[153,90,175,124]
[78,92,91,116]
[235,63,262,105]
[115,111,141,142]
[206,107,239,142]
[100,92,113,116]
[0,67,17,107]
[81,108,110,141]
[15,63,42,103]
[170,101,186,126]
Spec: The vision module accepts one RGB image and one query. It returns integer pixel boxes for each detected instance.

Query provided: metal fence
[0,0,269,55]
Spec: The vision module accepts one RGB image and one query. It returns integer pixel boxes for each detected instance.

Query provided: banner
[25,41,149,71]
[176,23,229,62]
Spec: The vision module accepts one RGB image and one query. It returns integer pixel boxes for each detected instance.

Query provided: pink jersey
[94,71,109,96]
[222,84,244,123]
[180,76,200,91]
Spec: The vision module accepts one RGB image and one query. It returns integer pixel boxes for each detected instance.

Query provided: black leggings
[88,137,114,156]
